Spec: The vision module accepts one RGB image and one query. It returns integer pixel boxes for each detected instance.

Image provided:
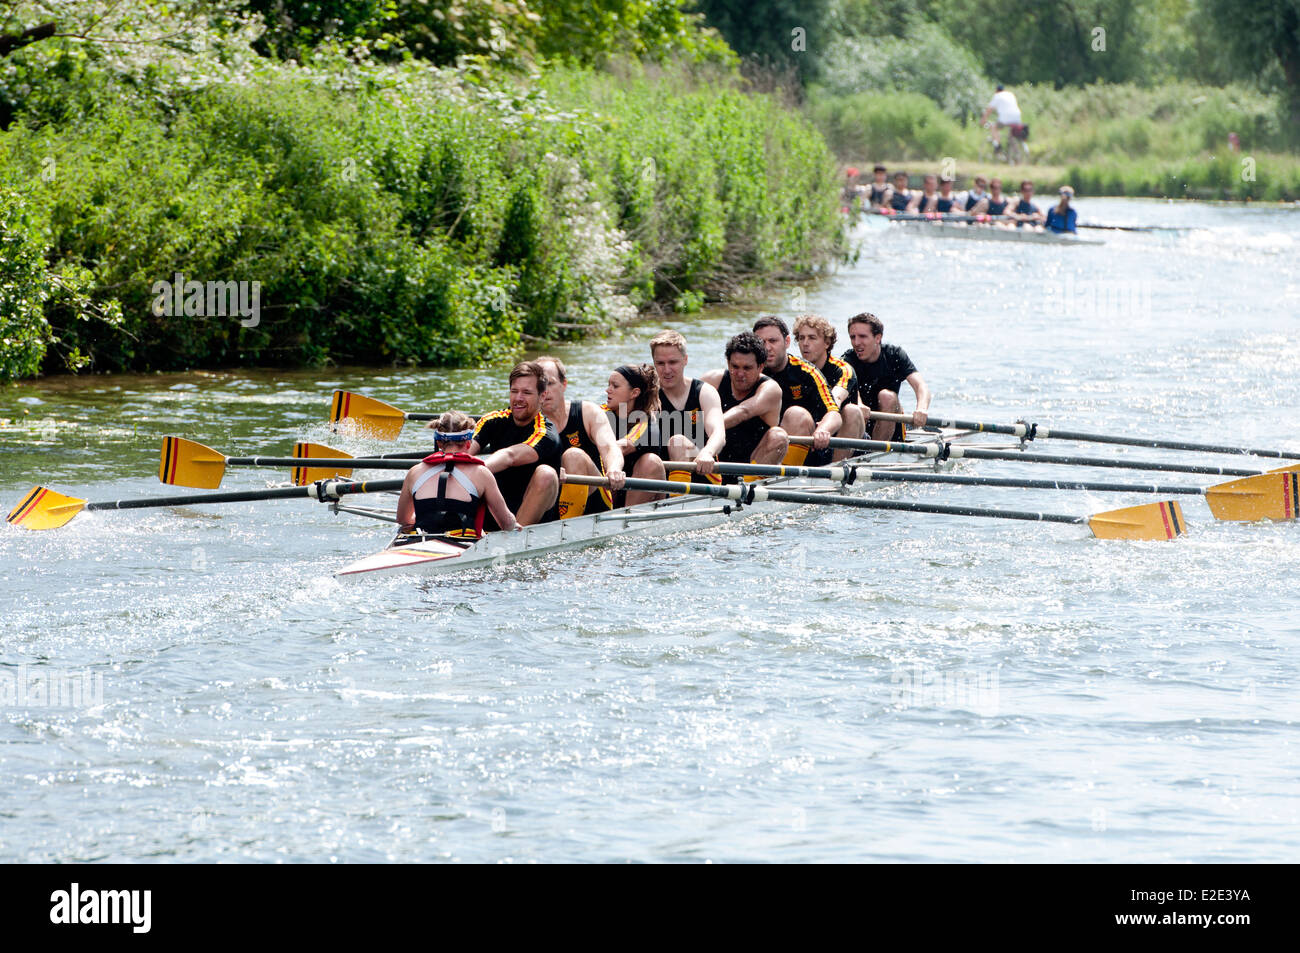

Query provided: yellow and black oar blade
[1205,471,1299,522]
[329,390,406,440]
[6,486,88,531]
[291,442,355,486]
[1086,500,1185,540]
[1269,463,1300,473]
[159,436,228,489]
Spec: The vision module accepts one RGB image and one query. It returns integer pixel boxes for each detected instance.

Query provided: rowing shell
[335,430,966,578]
[893,221,1104,245]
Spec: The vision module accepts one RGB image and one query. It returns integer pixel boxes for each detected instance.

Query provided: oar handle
[787,435,939,456]
[227,457,416,470]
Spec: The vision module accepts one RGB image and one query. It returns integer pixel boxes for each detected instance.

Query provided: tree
[1200,0,1300,138]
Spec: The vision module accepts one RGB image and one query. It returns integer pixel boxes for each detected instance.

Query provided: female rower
[605,364,666,506]
[397,411,518,536]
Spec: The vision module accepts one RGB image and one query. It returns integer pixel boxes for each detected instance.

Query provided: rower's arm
[395,466,420,531]
[813,409,842,441]
[585,402,625,474]
[484,443,538,472]
[906,371,931,426]
[697,382,727,458]
[474,468,519,531]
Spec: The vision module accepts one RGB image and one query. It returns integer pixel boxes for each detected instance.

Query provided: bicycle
[985,122,1030,165]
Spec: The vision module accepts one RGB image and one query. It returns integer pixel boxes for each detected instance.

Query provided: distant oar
[564,474,1185,541]
[869,412,1300,461]
[789,435,1282,477]
[6,479,405,531]
[330,391,479,441]
[1077,223,1184,232]
[159,436,422,489]
[665,461,1298,522]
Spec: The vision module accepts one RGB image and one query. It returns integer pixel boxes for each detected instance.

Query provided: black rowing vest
[717,373,772,463]
[411,452,486,537]
[559,400,600,466]
[651,378,704,457]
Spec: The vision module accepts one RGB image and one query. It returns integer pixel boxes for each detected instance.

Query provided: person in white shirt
[980,84,1022,155]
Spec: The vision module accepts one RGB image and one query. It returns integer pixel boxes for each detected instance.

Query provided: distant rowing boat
[335,429,969,578]
[894,220,1104,245]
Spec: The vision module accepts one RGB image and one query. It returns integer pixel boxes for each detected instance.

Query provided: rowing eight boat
[334,429,967,578]
[880,219,1104,245]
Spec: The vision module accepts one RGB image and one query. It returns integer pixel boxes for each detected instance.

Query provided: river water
[2,198,1297,862]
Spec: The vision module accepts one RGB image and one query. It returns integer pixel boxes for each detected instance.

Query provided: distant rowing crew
[402,313,931,538]
[848,165,1080,234]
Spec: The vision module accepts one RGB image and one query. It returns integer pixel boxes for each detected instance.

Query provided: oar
[6,478,405,531]
[1077,223,1184,232]
[868,411,1300,461]
[329,391,480,441]
[665,461,1298,522]
[789,435,1277,477]
[158,436,423,489]
[872,211,1012,224]
[563,474,1185,541]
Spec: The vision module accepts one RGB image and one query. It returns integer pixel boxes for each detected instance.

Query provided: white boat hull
[895,221,1104,245]
[335,433,959,578]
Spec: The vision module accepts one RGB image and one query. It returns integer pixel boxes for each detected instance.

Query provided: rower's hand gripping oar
[158,436,429,489]
[565,473,1186,541]
[666,461,1299,523]
[867,411,1300,462]
[6,479,406,531]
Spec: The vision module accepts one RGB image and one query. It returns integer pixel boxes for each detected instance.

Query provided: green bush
[0,187,50,381]
[807,90,965,162]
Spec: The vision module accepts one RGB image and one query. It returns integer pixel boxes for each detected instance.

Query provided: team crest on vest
[566,432,581,447]
[791,385,803,400]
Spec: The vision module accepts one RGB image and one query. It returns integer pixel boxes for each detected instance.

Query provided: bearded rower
[841,312,931,442]
[698,332,788,477]
[792,313,867,462]
[397,411,519,536]
[465,361,562,528]
[751,315,841,468]
[647,329,726,478]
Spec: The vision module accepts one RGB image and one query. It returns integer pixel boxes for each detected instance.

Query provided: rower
[964,175,990,215]
[603,363,667,506]
[751,315,841,467]
[698,332,788,478]
[841,312,931,442]
[536,355,627,518]
[397,411,519,536]
[915,174,940,213]
[1045,185,1078,234]
[464,361,562,527]
[934,175,959,214]
[1012,179,1045,229]
[868,164,892,208]
[985,177,1010,223]
[792,313,866,462]
[647,329,726,479]
[888,171,916,212]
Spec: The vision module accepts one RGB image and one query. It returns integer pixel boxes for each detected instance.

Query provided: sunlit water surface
[2,198,1298,862]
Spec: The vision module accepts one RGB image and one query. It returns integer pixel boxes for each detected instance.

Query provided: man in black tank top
[752,315,842,468]
[648,329,727,477]
[698,332,788,475]
[535,356,626,516]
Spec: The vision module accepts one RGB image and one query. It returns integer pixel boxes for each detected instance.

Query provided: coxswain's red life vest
[412,452,487,537]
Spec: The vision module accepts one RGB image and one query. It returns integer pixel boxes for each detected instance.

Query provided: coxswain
[1045,185,1078,234]
[397,411,518,536]
[751,315,842,467]
[536,355,627,518]
[464,361,562,527]
[868,164,892,208]
[841,312,931,442]
[647,329,726,479]
[1012,179,1045,229]
[792,313,866,462]
[698,332,788,477]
